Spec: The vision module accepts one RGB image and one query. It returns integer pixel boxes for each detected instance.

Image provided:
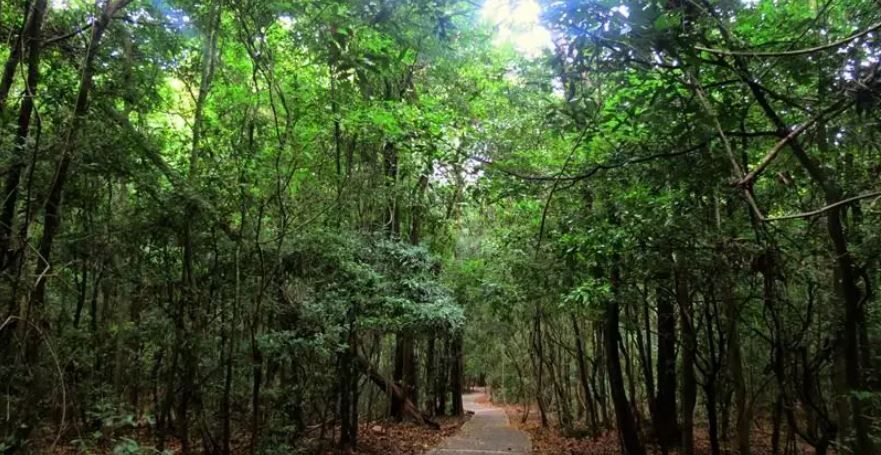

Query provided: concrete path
[426,391,531,454]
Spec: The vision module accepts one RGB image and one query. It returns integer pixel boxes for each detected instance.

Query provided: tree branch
[763,191,881,221]
[43,21,94,46]
[102,105,240,241]
[477,141,710,183]
[737,99,852,187]
[696,21,881,57]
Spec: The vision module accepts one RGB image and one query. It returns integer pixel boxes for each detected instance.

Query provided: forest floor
[499,400,795,455]
[48,413,470,455]
[342,414,472,455]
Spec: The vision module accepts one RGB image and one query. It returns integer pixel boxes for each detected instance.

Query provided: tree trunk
[532,307,548,427]
[32,0,133,313]
[178,9,220,452]
[436,336,448,416]
[392,332,416,419]
[676,267,697,455]
[338,327,358,447]
[450,333,464,416]
[14,2,131,446]
[771,393,783,455]
[706,381,721,455]
[636,287,655,426]
[727,45,873,455]
[425,334,436,414]
[383,141,400,236]
[606,264,645,455]
[572,314,598,433]
[654,283,678,448]
[221,325,233,455]
[355,352,440,429]
[0,0,47,271]
[409,163,431,245]
[249,342,263,455]
[720,257,750,455]
[0,2,29,111]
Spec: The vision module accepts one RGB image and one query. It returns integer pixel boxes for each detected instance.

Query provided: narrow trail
[427,391,531,455]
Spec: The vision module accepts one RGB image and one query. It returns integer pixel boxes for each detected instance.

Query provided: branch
[736,100,853,186]
[43,21,94,46]
[478,128,780,184]
[102,105,240,240]
[354,351,440,429]
[763,191,881,221]
[696,21,881,57]
[478,141,708,183]
[689,72,765,219]
[724,130,780,138]
[535,129,588,253]
[737,99,852,187]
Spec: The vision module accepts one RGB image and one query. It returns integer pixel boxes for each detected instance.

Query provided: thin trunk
[404,343,417,409]
[32,0,133,315]
[723,270,750,455]
[833,331,851,450]
[221,323,233,455]
[436,337,448,416]
[654,283,678,448]
[221,224,243,455]
[249,342,263,454]
[450,333,464,416]
[723,36,872,453]
[391,333,416,420]
[703,292,723,455]
[706,381,721,455]
[73,267,88,328]
[637,288,655,423]
[178,10,220,452]
[409,163,431,245]
[383,141,400,236]
[355,352,440,428]
[15,2,130,446]
[594,324,610,428]
[0,2,29,110]
[425,334,436,415]
[772,393,783,455]
[572,314,598,433]
[338,324,358,447]
[532,307,548,427]
[676,267,697,455]
[606,263,645,455]
[0,0,47,271]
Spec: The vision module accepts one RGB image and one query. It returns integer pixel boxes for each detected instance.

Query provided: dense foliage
[0,0,879,454]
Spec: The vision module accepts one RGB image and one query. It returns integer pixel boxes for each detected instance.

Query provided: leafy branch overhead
[0,0,880,454]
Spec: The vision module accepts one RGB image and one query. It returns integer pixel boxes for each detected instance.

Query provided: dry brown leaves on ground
[502,404,811,455]
[48,415,468,454]
[332,415,470,455]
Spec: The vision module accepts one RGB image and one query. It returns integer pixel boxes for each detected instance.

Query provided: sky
[481,0,553,57]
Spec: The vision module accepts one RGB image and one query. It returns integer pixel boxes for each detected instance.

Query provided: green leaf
[653,12,682,31]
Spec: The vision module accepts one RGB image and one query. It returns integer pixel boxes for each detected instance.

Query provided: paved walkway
[426,391,531,454]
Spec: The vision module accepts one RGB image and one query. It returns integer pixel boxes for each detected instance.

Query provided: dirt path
[426,391,531,454]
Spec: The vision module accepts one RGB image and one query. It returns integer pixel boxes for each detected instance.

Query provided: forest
[0,0,879,453]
